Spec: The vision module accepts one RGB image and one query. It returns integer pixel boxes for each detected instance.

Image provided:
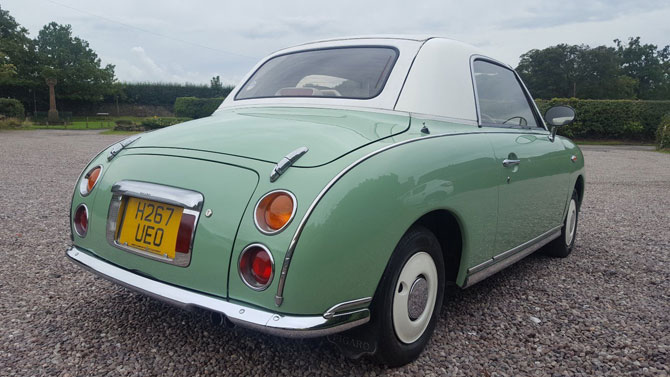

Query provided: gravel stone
[1,130,668,376]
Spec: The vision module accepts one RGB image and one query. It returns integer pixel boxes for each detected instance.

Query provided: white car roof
[218,36,504,123]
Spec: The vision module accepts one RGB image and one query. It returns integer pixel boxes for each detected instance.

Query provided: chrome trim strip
[274,130,550,306]
[110,180,204,210]
[253,190,298,235]
[216,103,411,116]
[407,112,478,127]
[107,135,141,161]
[238,243,275,291]
[106,180,204,267]
[463,226,562,287]
[270,147,309,182]
[66,246,370,338]
[323,297,372,319]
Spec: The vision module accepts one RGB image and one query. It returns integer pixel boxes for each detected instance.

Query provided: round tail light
[238,244,274,290]
[254,190,296,234]
[73,204,89,237]
[80,166,102,196]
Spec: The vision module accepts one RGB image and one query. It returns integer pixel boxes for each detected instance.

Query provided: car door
[471,58,569,255]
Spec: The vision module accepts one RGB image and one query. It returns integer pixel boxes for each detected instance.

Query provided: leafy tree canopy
[0,6,116,106]
[35,22,116,101]
[517,37,670,100]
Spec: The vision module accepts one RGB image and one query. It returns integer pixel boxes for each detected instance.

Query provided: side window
[473,60,538,128]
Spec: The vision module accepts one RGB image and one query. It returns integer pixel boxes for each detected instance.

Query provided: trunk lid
[83,152,259,298]
[129,107,410,167]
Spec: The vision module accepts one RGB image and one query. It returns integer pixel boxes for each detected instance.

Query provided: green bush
[114,119,135,126]
[174,97,225,119]
[0,117,23,128]
[0,98,25,119]
[535,99,670,141]
[140,117,191,130]
[656,114,670,150]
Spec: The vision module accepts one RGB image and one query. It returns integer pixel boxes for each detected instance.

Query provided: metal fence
[32,111,73,125]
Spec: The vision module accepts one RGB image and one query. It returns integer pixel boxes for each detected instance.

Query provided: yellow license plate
[118,197,184,258]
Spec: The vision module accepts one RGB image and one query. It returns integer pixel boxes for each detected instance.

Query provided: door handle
[502,159,520,167]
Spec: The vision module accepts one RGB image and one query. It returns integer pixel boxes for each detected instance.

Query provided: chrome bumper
[66,246,370,338]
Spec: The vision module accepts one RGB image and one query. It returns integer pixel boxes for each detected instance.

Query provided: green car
[67,36,585,366]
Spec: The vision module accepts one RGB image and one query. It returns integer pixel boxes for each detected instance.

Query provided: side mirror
[544,106,576,142]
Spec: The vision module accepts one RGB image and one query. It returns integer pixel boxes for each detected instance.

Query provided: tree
[516,44,582,99]
[615,37,670,100]
[210,75,225,96]
[0,5,39,86]
[574,46,637,99]
[35,22,116,102]
[0,52,17,81]
[517,37,670,100]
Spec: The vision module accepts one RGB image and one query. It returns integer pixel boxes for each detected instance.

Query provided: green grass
[100,130,142,135]
[574,139,655,146]
[22,123,113,130]
[21,116,154,130]
[22,116,151,130]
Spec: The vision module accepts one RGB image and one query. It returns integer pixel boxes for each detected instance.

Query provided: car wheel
[371,226,445,367]
[545,189,580,258]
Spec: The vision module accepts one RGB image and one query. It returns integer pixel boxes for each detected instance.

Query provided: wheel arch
[277,131,499,314]
[574,174,584,207]
[414,210,463,283]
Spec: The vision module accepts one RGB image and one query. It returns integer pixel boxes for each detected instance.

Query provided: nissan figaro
[67,36,585,366]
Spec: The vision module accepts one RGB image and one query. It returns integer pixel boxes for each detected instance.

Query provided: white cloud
[3,0,669,84]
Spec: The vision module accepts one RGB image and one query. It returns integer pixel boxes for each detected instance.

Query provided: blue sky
[3,0,669,85]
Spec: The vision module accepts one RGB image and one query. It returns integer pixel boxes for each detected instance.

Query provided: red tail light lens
[239,244,274,290]
[73,204,89,237]
[175,213,196,254]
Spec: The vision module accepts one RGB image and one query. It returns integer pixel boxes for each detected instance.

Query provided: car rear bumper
[66,246,370,338]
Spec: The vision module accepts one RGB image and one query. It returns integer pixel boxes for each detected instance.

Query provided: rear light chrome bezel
[238,243,275,291]
[253,190,297,235]
[73,204,89,237]
[79,165,103,197]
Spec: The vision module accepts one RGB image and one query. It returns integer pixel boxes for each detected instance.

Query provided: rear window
[235,47,398,100]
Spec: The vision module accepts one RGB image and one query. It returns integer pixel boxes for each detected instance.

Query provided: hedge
[0,98,25,119]
[535,99,670,141]
[657,114,670,150]
[111,82,233,107]
[140,117,191,130]
[174,97,225,119]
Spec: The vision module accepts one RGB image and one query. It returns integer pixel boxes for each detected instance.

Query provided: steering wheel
[502,116,528,127]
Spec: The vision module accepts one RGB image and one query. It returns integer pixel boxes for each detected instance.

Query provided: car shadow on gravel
[57,248,569,374]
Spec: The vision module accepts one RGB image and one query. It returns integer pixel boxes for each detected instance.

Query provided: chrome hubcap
[392,252,438,344]
[565,199,577,246]
[407,277,428,320]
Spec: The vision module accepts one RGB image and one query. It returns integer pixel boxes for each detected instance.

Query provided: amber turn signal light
[79,166,102,196]
[254,191,296,234]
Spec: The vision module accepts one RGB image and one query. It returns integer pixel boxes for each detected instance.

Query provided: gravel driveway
[1,130,668,376]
